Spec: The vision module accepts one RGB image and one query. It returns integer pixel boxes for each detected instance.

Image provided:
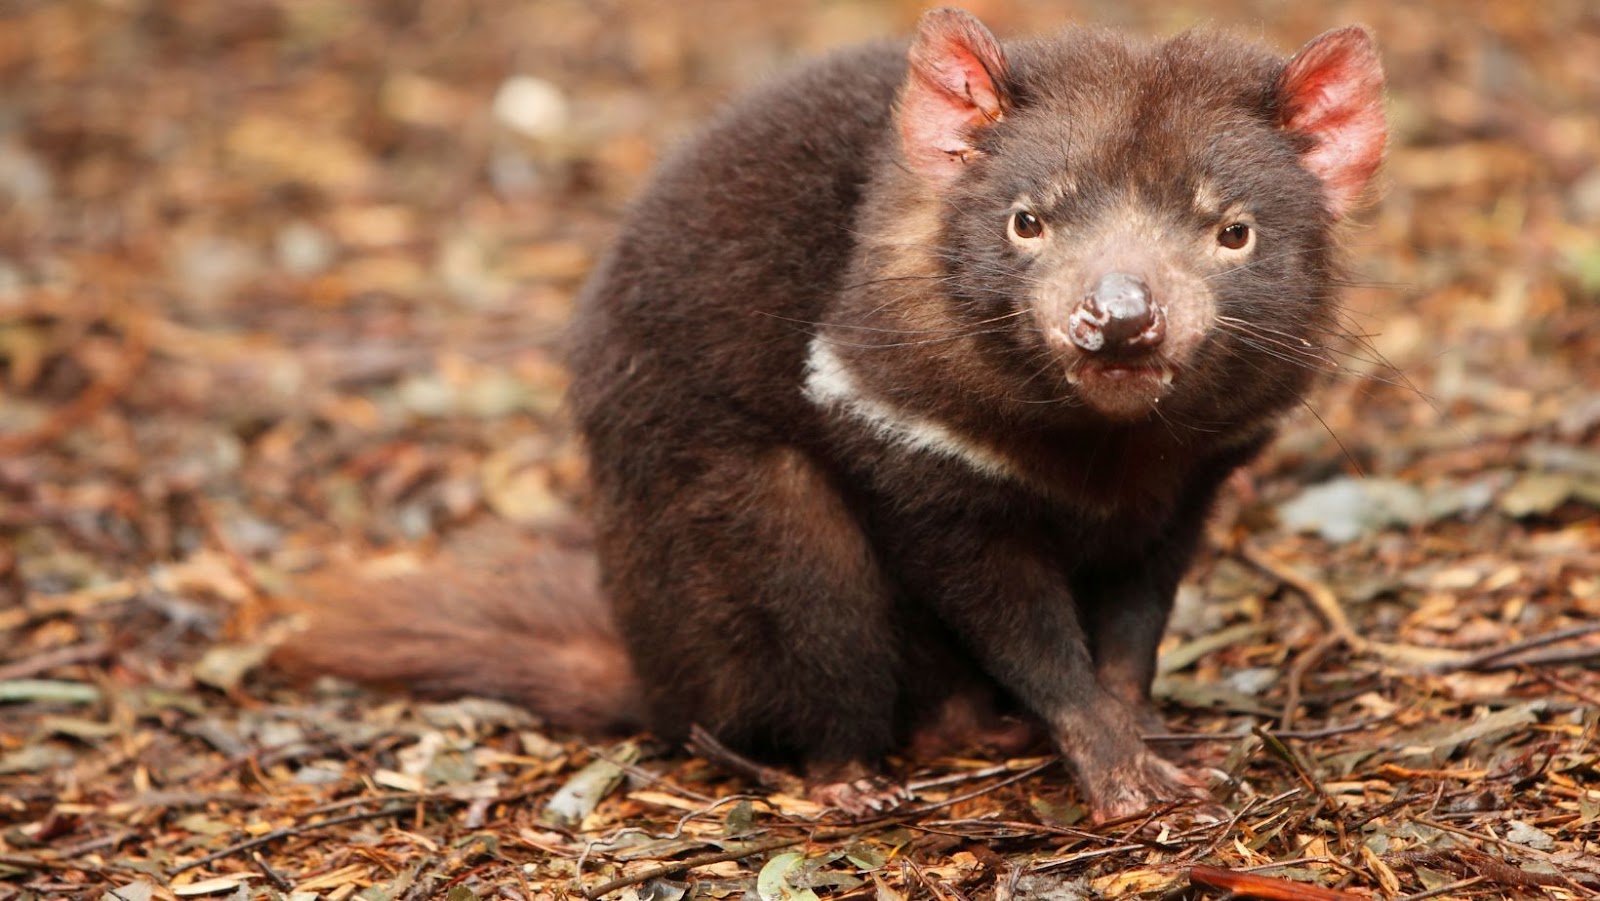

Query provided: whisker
[1299,398,1366,477]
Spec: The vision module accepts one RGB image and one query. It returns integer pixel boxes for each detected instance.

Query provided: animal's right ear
[897,8,1011,182]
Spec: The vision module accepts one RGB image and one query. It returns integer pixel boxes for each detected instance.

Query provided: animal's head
[891,8,1386,427]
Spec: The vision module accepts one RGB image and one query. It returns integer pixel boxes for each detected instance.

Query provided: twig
[1252,727,1339,814]
[167,804,412,877]
[251,851,293,892]
[1391,876,1486,901]
[1411,817,1541,854]
[927,815,1177,849]
[300,791,430,818]
[1347,789,1414,830]
[691,725,1054,824]
[1234,857,1344,874]
[1468,643,1600,671]
[1535,670,1600,708]
[1434,622,1600,673]
[581,833,820,899]
[51,830,134,860]
[1027,842,1150,872]
[687,724,803,794]
[582,789,773,878]
[1191,796,1258,859]
[1238,542,1359,640]
[1238,542,1468,669]
[1282,634,1340,730]
[1408,821,1600,898]
[1271,717,1390,740]
[0,640,113,680]
[903,857,966,901]
[1145,717,1384,744]
[1401,846,1590,896]
[908,759,1050,792]
[903,758,1055,816]
[1113,799,1190,838]
[0,853,72,871]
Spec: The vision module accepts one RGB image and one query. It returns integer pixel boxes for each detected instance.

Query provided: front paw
[1055,703,1219,825]
[1082,747,1214,824]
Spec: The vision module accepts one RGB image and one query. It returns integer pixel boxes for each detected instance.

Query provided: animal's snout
[1068,273,1166,353]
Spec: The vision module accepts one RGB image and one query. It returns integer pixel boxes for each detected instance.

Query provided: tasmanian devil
[280,7,1386,822]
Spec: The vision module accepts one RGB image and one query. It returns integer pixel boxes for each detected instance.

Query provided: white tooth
[1159,368,1174,387]
[1066,368,1081,385]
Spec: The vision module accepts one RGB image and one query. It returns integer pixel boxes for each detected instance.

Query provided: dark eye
[1011,210,1044,240]
[1218,222,1252,250]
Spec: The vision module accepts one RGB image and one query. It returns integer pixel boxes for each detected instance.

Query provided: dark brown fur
[282,10,1385,820]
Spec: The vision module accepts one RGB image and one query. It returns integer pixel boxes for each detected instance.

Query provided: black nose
[1068,272,1165,352]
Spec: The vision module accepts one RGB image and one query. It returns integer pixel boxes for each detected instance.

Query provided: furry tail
[271,525,641,733]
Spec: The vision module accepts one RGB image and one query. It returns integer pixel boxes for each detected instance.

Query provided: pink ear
[1278,26,1387,218]
[898,8,1010,181]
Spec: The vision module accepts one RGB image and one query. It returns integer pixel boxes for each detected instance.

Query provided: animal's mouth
[1045,320,1181,417]
[1066,358,1176,417]
[1067,361,1174,386]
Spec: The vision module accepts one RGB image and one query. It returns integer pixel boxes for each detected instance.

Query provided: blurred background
[2,0,1598,667]
[2,0,1599,894]
[2,0,1597,575]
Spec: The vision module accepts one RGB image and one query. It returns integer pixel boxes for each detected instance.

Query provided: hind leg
[601,446,904,812]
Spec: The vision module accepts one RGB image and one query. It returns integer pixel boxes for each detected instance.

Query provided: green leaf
[757,852,821,901]
[0,679,101,705]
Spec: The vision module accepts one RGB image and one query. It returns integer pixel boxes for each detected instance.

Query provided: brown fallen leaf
[1189,865,1368,901]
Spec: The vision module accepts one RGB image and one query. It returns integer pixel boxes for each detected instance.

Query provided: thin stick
[903,759,1054,815]
[908,759,1049,791]
[688,724,803,794]
[1467,643,1600,671]
[0,640,113,680]
[1436,622,1600,673]
[1146,717,1383,743]
[251,851,294,892]
[1391,876,1486,901]
[1282,634,1340,730]
[1536,670,1600,708]
[1238,542,1469,669]
[167,804,412,877]
[582,832,834,899]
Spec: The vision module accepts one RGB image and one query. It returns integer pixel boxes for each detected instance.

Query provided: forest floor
[2,1,1599,899]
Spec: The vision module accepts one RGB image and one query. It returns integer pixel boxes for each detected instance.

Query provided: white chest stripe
[803,338,1019,482]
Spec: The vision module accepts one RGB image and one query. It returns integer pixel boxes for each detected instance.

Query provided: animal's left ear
[1277,26,1387,219]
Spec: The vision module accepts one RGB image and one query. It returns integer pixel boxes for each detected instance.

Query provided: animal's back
[567,44,908,455]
